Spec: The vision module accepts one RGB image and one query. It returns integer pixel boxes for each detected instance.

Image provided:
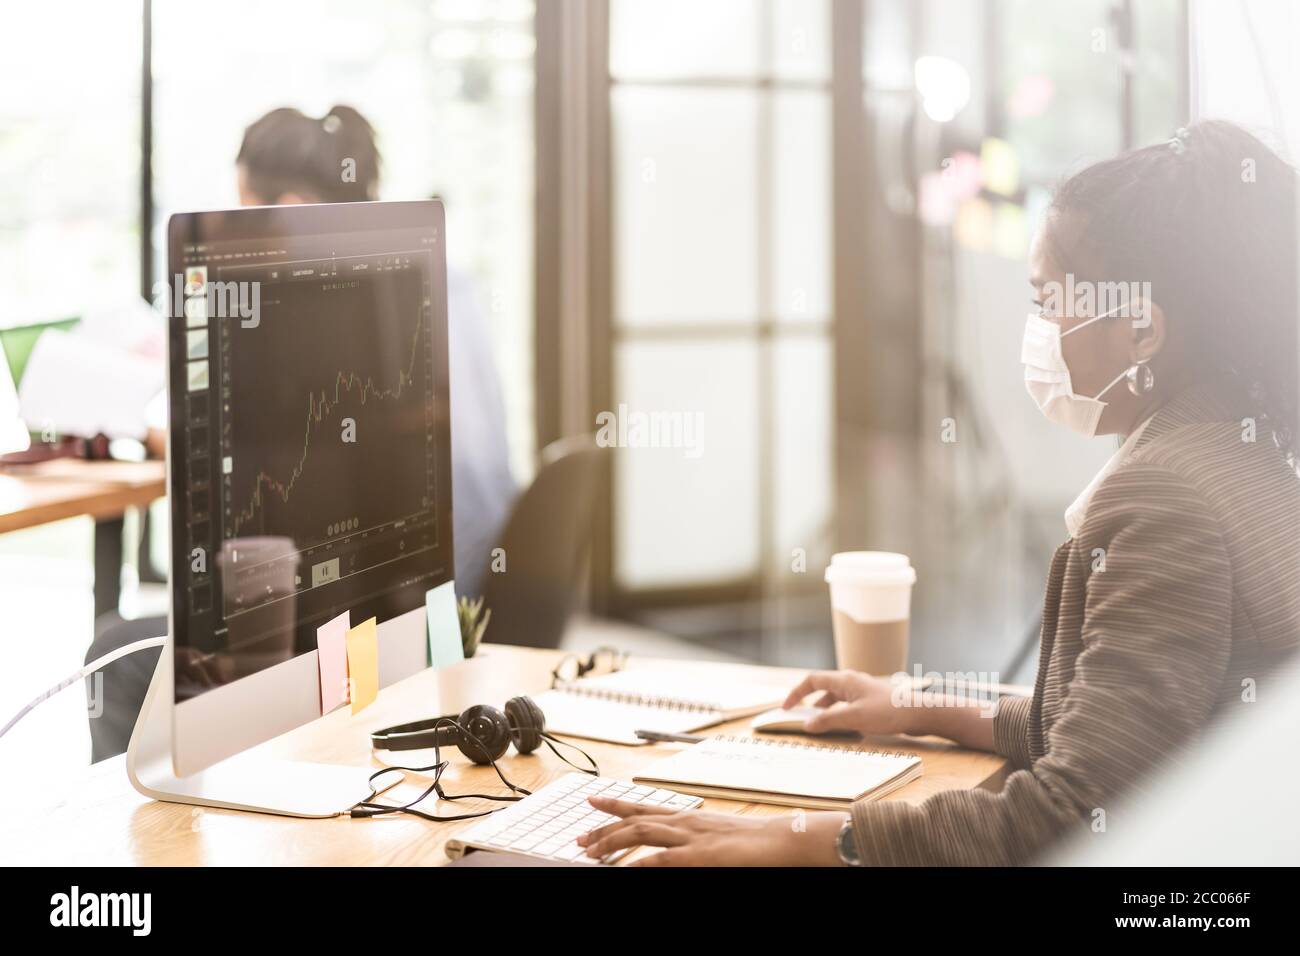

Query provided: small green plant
[457,596,491,658]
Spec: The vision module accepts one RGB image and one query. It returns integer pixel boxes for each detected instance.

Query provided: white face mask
[1021,302,1130,437]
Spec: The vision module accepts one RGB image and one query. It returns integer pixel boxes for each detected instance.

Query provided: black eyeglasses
[551,646,627,688]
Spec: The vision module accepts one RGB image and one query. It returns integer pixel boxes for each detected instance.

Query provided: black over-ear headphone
[354,696,598,823]
[369,696,546,764]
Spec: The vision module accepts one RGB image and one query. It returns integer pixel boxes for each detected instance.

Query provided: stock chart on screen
[218,259,440,619]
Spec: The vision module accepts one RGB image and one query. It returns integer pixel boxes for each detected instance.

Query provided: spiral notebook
[532,671,785,746]
[632,735,923,809]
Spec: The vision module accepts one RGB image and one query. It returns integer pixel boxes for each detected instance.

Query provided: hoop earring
[1126,360,1155,396]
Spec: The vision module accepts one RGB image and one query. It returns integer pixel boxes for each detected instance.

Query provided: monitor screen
[166,201,452,703]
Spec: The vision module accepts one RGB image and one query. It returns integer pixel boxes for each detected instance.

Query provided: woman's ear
[1129,298,1167,363]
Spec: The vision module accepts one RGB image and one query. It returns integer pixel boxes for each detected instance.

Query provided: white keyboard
[445,773,703,864]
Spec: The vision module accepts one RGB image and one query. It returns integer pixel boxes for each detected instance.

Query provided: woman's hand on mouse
[784,670,999,752]
[782,670,920,737]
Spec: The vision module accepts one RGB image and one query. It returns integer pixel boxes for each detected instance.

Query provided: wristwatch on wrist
[836,818,864,867]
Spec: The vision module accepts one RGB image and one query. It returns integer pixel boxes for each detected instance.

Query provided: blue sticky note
[426,581,464,669]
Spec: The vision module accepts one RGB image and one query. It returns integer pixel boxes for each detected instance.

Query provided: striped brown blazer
[850,384,1300,865]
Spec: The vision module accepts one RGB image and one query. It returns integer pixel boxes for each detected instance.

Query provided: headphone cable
[353,716,600,822]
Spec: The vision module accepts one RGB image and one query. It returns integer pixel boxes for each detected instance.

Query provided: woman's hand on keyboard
[781,670,921,737]
[578,796,846,866]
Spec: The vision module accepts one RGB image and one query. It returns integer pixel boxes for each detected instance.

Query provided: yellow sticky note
[346,617,379,715]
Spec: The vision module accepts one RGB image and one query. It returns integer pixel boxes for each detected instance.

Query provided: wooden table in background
[0,459,166,615]
[0,645,1010,866]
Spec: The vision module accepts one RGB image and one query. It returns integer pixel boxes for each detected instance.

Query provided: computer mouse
[750,706,827,734]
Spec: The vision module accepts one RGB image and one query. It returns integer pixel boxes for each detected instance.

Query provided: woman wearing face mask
[577,120,1300,866]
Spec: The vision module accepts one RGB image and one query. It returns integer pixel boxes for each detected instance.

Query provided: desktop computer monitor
[162,200,453,780]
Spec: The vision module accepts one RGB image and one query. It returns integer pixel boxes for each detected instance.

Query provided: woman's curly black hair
[1044,120,1298,464]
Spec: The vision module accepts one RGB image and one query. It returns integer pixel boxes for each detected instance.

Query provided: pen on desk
[634,730,705,744]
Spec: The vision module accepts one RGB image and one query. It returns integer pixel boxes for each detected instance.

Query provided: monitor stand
[126,644,401,818]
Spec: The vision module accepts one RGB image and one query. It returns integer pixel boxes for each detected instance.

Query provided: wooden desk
[0,459,166,614]
[0,645,1009,866]
[0,459,165,533]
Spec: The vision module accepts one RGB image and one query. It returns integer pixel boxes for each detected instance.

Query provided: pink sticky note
[317,610,351,713]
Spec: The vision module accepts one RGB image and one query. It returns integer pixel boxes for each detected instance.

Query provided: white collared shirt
[1064,416,1154,539]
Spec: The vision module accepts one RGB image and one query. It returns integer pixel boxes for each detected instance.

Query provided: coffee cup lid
[830,551,910,569]
[825,551,915,587]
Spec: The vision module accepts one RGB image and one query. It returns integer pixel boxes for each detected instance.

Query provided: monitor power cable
[0,635,166,742]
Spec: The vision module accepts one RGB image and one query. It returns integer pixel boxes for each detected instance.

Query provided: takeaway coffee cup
[824,552,916,675]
